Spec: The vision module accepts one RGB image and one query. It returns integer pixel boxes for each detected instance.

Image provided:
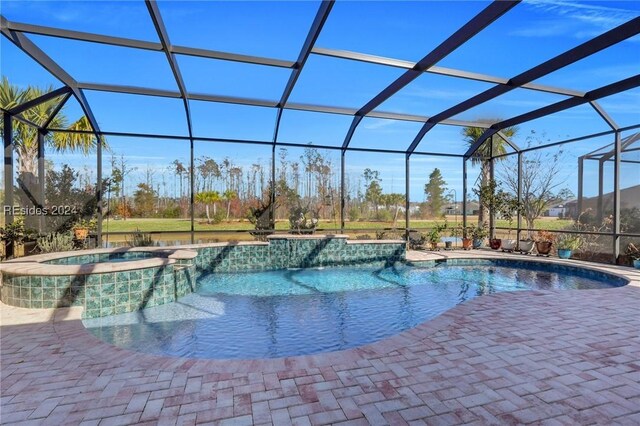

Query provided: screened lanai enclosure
[1,0,639,264]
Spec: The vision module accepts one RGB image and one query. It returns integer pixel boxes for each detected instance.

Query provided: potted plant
[517,235,535,254]
[556,233,583,259]
[626,243,640,269]
[471,224,488,249]
[72,217,96,240]
[427,224,445,250]
[0,217,27,258]
[448,223,461,250]
[461,225,473,250]
[489,237,502,250]
[535,230,554,256]
[501,195,522,252]
[475,180,524,252]
[501,238,517,252]
[475,181,500,250]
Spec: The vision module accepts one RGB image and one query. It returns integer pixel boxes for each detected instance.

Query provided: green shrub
[212,211,226,224]
[160,205,181,218]
[556,233,583,251]
[37,232,74,253]
[348,206,361,222]
[376,209,393,222]
[376,230,403,240]
[126,228,155,247]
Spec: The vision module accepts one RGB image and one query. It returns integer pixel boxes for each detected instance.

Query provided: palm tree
[1,77,98,177]
[195,190,220,224]
[462,121,518,225]
[1,78,99,231]
[223,189,237,221]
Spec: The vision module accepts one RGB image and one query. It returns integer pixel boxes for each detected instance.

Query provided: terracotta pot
[430,241,438,250]
[489,238,502,250]
[535,241,552,255]
[74,228,89,240]
[462,238,472,250]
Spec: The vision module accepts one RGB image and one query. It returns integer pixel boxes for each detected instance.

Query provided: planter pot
[489,238,502,250]
[429,241,439,251]
[633,259,640,269]
[445,241,453,249]
[558,249,572,259]
[8,242,25,258]
[462,238,472,250]
[535,241,553,256]
[518,240,535,254]
[501,239,517,252]
[74,227,89,240]
[472,238,483,249]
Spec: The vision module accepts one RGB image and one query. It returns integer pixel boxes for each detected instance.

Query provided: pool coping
[28,250,635,375]
[406,249,640,288]
[0,247,198,276]
[0,236,407,277]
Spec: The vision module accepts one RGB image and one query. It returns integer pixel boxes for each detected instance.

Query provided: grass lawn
[103,217,574,233]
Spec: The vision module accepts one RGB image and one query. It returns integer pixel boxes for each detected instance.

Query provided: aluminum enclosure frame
[2,0,639,263]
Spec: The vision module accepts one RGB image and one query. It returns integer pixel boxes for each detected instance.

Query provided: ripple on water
[83,263,623,359]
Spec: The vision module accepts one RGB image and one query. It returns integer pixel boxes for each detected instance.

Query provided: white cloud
[362,119,397,130]
[514,0,639,40]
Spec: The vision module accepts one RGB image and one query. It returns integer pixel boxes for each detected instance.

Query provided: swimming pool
[83,259,626,359]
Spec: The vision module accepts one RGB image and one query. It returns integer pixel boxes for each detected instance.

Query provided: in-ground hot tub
[0,247,197,317]
[0,235,407,318]
[42,250,156,265]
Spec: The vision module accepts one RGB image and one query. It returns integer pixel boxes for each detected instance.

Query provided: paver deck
[2,250,640,425]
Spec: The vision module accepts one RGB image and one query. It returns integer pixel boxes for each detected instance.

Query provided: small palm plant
[195,191,221,224]
[223,190,237,221]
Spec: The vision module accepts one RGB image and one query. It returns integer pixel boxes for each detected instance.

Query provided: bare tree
[499,148,568,235]
[196,156,220,192]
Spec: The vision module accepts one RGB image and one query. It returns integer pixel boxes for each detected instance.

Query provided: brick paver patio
[2,252,640,425]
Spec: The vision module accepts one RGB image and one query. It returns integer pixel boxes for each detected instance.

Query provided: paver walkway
[2,252,640,425]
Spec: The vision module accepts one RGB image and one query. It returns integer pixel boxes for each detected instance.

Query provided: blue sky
[1,0,639,200]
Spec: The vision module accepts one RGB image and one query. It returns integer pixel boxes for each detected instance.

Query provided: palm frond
[461,120,519,162]
[50,116,96,154]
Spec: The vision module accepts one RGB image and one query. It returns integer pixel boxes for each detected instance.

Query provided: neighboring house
[463,201,480,216]
[566,185,640,218]
[547,199,575,218]
[444,201,478,215]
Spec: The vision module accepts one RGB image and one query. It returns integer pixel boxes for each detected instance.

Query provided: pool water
[83,262,625,359]
[44,252,154,265]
